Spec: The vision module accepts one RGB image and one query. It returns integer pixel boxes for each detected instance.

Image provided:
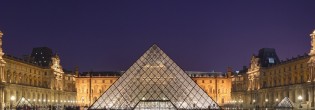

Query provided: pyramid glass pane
[89,45,219,110]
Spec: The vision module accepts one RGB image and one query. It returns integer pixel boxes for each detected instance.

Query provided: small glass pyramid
[16,97,33,107]
[89,44,220,110]
[276,97,294,108]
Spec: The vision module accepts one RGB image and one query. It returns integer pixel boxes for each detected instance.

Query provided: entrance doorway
[134,100,176,110]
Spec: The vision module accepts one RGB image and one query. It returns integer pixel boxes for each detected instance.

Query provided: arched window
[221,98,224,103]
[93,97,97,102]
[81,97,84,103]
[6,70,10,82]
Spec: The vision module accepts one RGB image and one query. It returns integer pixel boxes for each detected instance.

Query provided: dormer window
[268,58,275,64]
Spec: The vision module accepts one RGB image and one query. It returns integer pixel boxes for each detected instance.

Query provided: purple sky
[0,0,315,72]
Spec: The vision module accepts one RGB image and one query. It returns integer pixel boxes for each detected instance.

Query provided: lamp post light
[253,99,256,109]
[239,100,243,109]
[298,95,303,108]
[265,99,268,108]
[10,96,15,110]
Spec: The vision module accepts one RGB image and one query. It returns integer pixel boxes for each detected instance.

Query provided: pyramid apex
[147,43,162,51]
[151,43,159,47]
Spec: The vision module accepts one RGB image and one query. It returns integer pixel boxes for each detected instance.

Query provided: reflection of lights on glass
[253,99,256,103]
[265,99,268,102]
[276,99,279,102]
[108,103,113,107]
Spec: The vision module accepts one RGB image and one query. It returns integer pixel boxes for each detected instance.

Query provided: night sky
[1,0,315,72]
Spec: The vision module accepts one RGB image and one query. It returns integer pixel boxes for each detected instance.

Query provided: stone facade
[231,30,315,109]
[189,71,232,106]
[75,72,121,107]
[0,31,77,109]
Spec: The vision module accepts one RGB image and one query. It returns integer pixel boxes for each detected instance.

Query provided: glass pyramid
[276,97,294,108]
[16,97,33,107]
[89,44,220,110]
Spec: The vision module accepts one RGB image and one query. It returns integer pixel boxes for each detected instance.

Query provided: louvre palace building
[6,29,315,110]
[231,30,315,109]
[0,31,77,109]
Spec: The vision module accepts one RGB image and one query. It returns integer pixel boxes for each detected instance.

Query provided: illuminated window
[268,58,275,63]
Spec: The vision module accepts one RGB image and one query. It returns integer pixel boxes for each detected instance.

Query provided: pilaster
[0,31,5,83]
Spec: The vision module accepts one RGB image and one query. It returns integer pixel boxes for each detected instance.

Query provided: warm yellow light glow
[298,95,303,100]
[10,96,15,101]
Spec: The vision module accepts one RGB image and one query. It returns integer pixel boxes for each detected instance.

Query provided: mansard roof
[80,71,123,77]
[3,54,50,69]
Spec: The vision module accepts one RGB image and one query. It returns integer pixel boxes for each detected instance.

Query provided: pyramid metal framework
[89,45,220,110]
[276,97,294,108]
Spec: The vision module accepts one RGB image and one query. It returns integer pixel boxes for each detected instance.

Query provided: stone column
[0,31,5,83]
[311,87,315,108]
[0,88,4,110]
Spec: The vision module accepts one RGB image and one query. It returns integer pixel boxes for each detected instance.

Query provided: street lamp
[10,96,15,110]
[253,99,256,109]
[239,100,243,109]
[298,95,303,108]
[265,99,268,108]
